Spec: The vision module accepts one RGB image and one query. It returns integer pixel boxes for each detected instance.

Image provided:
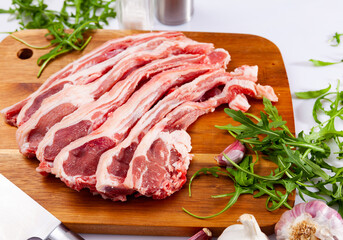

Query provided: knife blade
[0,174,84,240]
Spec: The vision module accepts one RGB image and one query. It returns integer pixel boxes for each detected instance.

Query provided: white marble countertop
[0,0,342,239]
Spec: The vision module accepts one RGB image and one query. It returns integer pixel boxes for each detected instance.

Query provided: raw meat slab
[0,30,294,237]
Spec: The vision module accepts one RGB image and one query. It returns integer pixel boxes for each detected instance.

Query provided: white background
[0,0,342,239]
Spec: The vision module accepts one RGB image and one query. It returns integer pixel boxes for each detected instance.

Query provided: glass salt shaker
[116,0,154,30]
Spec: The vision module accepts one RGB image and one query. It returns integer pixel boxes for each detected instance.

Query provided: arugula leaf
[330,32,343,46]
[263,97,292,136]
[309,31,343,67]
[185,82,343,218]
[281,144,313,177]
[0,9,15,14]
[224,108,281,140]
[295,84,331,99]
[309,59,343,66]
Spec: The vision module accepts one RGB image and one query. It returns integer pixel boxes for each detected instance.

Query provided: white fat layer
[230,65,258,82]
[229,94,250,111]
[95,149,114,192]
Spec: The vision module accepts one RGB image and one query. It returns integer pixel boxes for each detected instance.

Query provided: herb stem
[37,47,70,77]
[10,34,52,49]
[266,194,292,211]
[223,153,288,181]
[183,186,249,219]
[283,140,326,153]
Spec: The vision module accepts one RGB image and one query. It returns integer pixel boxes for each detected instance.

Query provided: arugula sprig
[295,84,332,99]
[309,31,343,66]
[184,82,343,218]
[330,32,343,46]
[0,0,116,77]
[309,59,343,67]
[305,81,343,159]
[183,157,294,219]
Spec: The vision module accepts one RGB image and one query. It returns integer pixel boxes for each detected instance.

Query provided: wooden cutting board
[0,30,294,237]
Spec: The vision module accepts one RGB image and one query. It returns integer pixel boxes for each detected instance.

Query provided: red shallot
[188,228,212,240]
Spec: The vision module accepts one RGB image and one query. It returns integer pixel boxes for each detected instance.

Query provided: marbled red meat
[1,32,279,201]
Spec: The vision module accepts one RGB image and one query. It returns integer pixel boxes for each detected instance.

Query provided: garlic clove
[239,214,269,238]
[218,214,269,240]
[215,140,245,167]
[275,200,343,240]
[218,224,246,239]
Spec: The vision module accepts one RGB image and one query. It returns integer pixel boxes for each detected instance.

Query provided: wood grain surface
[0,30,295,237]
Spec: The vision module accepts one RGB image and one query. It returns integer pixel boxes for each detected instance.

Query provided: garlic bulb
[218,214,269,240]
[275,200,343,240]
[215,140,245,167]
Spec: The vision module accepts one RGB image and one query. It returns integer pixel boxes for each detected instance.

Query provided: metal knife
[0,174,84,240]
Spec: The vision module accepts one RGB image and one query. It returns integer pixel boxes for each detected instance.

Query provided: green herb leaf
[309,59,343,66]
[295,84,331,99]
[330,32,343,46]
[185,81,343,219]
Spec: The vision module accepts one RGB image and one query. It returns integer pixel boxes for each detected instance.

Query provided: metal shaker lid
[155,0,194,25]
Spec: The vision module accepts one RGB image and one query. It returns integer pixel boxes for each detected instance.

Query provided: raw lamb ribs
[2,31,185,127]
[51,65,226,192]
[15,32,214,128]
[1,31,279,201]
[36,48,229,174]
[16,37,218,158]
[36,54,210,173]
[123,79,276,200]
[96,66,277,201]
